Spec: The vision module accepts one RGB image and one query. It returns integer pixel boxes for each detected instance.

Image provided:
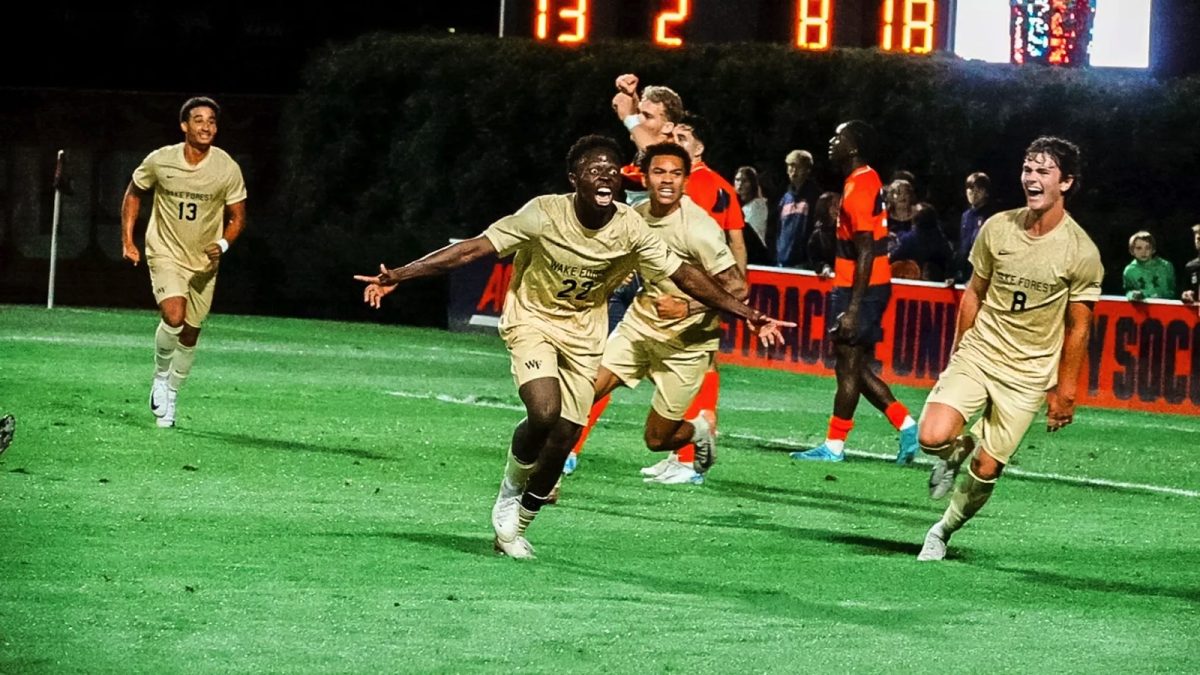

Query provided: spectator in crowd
[775,149,821,268]
[1184,224,1200,303]
[886,179,916,235]
[1123,231,1176,301]
[806,191,840,277]
[955,172,997,284]
[735,166,771,265]
[892,202,954,281]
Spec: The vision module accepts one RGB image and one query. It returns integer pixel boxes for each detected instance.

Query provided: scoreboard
[502,0,1154,68]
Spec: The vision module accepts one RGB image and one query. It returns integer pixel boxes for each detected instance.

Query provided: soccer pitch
[1,305,1197,673]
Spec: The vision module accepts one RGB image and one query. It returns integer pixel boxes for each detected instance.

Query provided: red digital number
[795,0,833,51]
[536,0,589,44]
[881,0,936,54]
[654,0,690,48]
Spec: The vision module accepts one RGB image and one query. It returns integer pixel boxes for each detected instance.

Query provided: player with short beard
[121,96,248,429]
[568,143,774,488]
[916,136,1103,561]
[357,135,789,559]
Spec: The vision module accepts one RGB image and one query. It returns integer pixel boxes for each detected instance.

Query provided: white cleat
[149,375,170,418]
[692,409,717,473]
[640,454,676,478]
[917,522,950,561]
[155,388,177,428]
[645,458,704,485]
[494,535,536,559]
[491,495,521,543]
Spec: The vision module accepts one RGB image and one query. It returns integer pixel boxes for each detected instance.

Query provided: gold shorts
[148,257,218,327]
[502,324,599,427]
[924,355,1045,464]
[601,323,715,421]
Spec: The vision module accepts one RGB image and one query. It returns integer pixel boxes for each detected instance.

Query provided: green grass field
[1,304,1197,673]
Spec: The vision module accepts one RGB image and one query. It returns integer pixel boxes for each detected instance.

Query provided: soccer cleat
[692,409,717,473]
[640,454,676,477]
[155,389,178,428]
[917,522,950,561]
[149,374,170,418]
[548,478,561,505]
[645,459,704,485]
[491,495,521,543]
[0,414,14,455]
[493,535,536,559]
[562,451,578,476]
[929,435,974,500]
[790,443,845,462]
[896,425,919,465]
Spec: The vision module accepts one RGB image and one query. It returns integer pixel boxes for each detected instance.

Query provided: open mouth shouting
[595,187,614,207]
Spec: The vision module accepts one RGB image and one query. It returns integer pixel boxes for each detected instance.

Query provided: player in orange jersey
[791,120,918,464]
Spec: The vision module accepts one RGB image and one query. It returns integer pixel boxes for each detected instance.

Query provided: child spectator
[1123,231,1176,301]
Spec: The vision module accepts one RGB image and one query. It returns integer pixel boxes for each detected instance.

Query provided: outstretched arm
[656,265,747,319]
[354,234,498,308]
[668,262,792,346]
[1046,300,1094,432]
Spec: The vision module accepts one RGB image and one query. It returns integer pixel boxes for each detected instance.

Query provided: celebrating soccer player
[356,135,789,559]
[915,136,1103,561]
[568,143,772,488]
[121,97,248,429]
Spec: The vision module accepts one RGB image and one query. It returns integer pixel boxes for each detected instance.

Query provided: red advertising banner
[448,258,1200,415]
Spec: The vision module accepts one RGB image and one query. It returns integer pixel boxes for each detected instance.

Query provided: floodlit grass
[1,305,1197,673]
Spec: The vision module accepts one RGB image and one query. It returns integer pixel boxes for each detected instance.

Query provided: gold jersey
[133,143,247,272]
[483,194,682,356]
[622,196,737,351]
[958,208,1104,389]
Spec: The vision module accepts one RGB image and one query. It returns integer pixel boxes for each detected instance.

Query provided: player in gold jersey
[121,97,248,429]
[568,143,761,489]
[916,137,1104,561]
[356,135,788,559]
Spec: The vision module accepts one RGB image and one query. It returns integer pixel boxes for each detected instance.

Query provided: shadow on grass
[179,429,396,462]
[986,564,1200,604]
[327,530,497,559]
[705,478,934,526]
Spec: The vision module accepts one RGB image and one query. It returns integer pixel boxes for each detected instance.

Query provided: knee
[179,325,200,348]
[643,428,671,452]
[969,452,1004,481]
[161,306,186,328]
[917,422,954,452]
[525,402,562,433]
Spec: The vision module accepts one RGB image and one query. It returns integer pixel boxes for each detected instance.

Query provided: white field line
[0,333,505,360]
[386,390,1200,499]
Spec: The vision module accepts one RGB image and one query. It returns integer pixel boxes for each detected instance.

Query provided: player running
[916,136,1103,561]
[356,135,788,559]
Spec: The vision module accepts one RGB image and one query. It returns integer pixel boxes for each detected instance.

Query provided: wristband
[216,238,230,253]
[622,114,643,131]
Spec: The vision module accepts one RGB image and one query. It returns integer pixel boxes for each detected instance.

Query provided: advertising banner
[449,258,1200,414]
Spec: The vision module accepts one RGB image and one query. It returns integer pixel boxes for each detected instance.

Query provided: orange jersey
[834,165,890,288]
[685,161,745,232]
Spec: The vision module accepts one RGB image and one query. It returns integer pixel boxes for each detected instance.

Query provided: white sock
[154,321,182,377]
[168,343,196,390]
[501,451,536,499]
[688,414,710,442]
[900,416,916,430]
[824,439,845,454]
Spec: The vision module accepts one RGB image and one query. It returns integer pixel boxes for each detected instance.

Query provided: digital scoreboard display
[504,0,1154,68]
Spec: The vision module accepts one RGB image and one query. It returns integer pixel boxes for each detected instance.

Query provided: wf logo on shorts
[524,359,542,370]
